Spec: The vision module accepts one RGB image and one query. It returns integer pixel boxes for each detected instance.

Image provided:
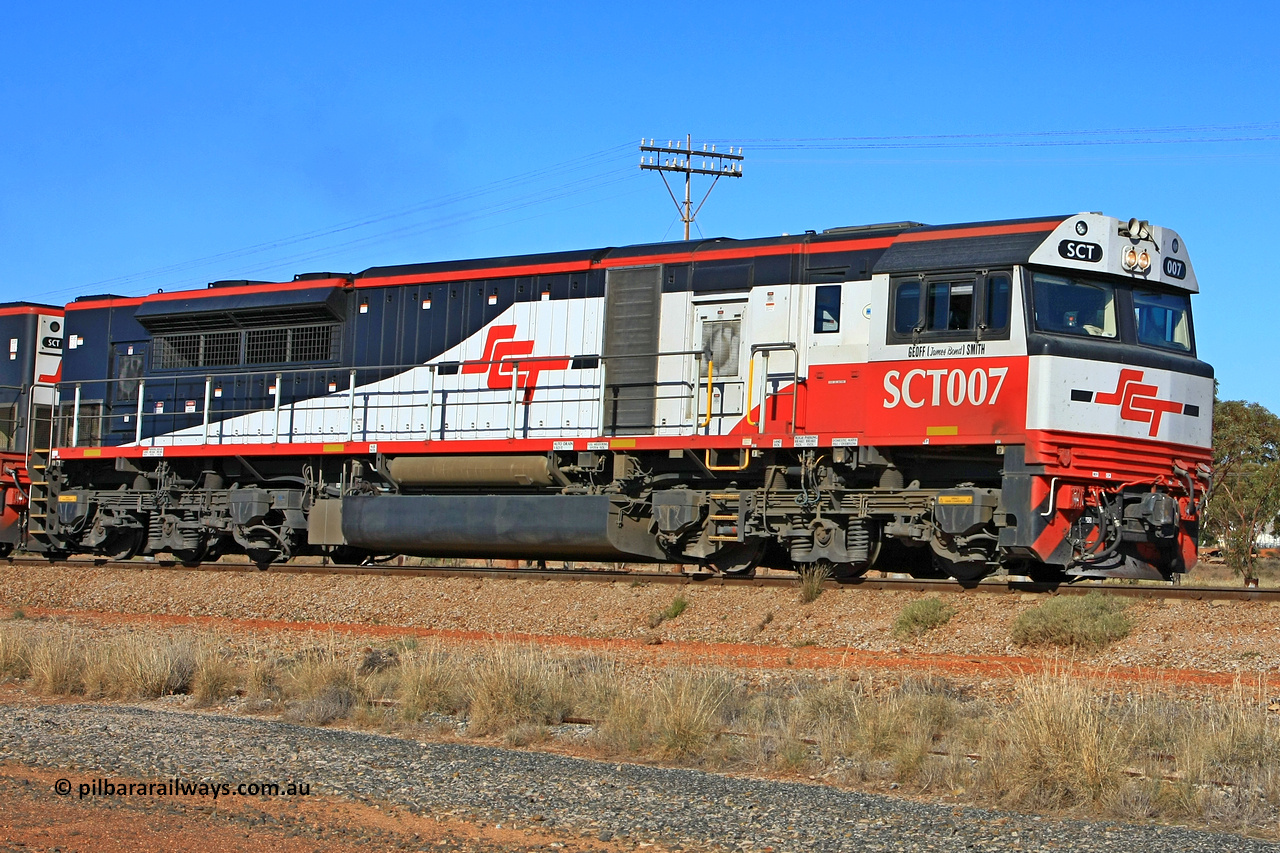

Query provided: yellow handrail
[700,360,714,428]
[745,355,757,426]
[704,447,750,471]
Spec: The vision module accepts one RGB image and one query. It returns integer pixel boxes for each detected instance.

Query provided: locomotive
[0,303,64,557]
[34,212,1212,581]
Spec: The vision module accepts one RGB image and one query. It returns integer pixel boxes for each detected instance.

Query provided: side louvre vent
[602,266,661,435]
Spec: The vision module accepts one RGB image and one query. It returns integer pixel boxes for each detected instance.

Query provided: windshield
[1032,273,1116,338]
[1134,289,1193,352]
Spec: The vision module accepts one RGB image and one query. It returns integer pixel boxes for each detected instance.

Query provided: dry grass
[283,643,361,725]
[986,671,1130,810]
[650,669,735,758]
[1011,592,1131,650]
[190,644,239,706]
[0,623,31,680]
[465,644,571,736]
[3,619,1280,834]
[397,643,463,721]
[797,563,832,603]
[28,629,85,695]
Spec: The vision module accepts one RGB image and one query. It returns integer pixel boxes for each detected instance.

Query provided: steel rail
[5,556,1275,603]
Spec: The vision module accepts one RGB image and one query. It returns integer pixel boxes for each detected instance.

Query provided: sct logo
[463,325,570,402]
[1071,369,1200,437]
[883,366,1009,409]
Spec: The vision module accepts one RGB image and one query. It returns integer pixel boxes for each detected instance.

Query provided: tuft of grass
[28,630,85,695]
[466,645,571,736]
[0,624,31,680]
[987,671,1130,811]
[1011,592,1131,650]
[893,598,958,640]
[9,606,26,620]
[79,638,197,699]
[798,563,832,603]
[397,644,463,721]
[649,594,689,628]
[190,644,238,707]
[650,669,734,758]
[284,646,361,725]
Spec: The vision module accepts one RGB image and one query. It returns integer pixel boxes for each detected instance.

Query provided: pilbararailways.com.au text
[54,777,313,800]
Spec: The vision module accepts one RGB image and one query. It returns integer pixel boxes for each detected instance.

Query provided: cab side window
[888,272,1012,343]
[926,281,974,332]
[983,274,1011,333]
[813,285,841,334]
[892,281,921,336]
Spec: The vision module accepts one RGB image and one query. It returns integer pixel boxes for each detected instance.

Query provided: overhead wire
[708,122,1280,151]
[52,122,1280,298]
[63,141,637,296]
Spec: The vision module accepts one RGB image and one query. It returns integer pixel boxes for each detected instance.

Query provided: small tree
[1204,400,1280,582]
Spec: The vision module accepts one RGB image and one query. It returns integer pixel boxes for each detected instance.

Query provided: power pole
[640,134,744,240]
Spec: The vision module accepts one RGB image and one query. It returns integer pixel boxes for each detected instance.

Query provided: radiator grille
[154,324,339,370]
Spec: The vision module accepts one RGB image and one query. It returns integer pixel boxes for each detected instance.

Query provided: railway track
[8,555,1276,604]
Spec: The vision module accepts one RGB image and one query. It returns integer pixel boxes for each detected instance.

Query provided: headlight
[1122,246,1139,270]
[1137,250,1151,272]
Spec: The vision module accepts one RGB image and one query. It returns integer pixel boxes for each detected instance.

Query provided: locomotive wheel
[708,541,765,578]
[172,541,208,568]
[104,529,144,562]
[874,538,937,577]
[324,546,372,567]
[247,550,275,571]
[933,553,992,584]
[0,543,13,559]
[829,561,869,581]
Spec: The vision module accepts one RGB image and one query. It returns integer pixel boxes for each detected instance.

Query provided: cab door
[694,300,746,431]
[109,342,147,441]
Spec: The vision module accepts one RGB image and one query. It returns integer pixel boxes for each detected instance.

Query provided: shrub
[649,594,689,628]
[1011,592,1131,650]
[893,598,957,640]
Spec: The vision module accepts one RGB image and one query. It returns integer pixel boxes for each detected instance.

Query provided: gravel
[2,701,1275,852]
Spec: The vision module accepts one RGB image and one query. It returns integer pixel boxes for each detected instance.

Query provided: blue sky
[2,2,1277,408]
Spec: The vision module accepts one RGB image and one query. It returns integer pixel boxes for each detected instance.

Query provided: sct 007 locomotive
[32,213,1212,581]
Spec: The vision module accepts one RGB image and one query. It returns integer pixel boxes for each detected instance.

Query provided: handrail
[749,342,800,434]
[745,356,758,427]
[704,447,750,472]
[700,360,714,428]
[51,340,792,448]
